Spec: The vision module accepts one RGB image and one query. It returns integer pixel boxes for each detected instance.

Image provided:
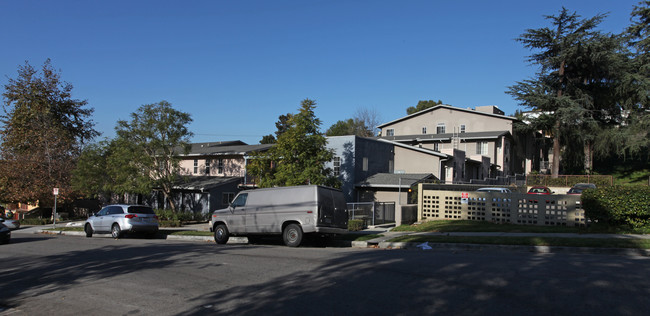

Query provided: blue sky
[0,0,641,144]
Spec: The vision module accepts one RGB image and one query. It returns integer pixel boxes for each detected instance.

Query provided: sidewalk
[355,230,650,256]
[14,222,650,256]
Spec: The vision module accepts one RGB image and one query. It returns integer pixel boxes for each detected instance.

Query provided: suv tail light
[125,214,138,219]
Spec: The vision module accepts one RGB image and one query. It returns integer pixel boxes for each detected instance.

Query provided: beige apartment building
[378,104,530,183]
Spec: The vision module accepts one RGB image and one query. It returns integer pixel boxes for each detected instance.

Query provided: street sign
[53,188,59,196]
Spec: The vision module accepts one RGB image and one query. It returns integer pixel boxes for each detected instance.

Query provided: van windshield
[231,193,248,207]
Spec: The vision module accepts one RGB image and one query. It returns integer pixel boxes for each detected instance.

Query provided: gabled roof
[378,131,511,143]
[183,142,274,156]
[376,138,449,158]
[172,176,241,191]
[377,104,517,128]
[356,173,435,189]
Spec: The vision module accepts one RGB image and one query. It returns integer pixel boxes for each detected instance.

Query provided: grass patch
[45,227,83,231]
[166,230,213,236]
[336,234,383,241]
[390,235,650,249]
[392,220,581,233]
[392,220,650,234]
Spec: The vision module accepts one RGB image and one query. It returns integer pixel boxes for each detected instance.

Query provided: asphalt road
[1,232,649,316]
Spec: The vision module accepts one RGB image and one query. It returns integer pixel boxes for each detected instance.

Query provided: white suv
[85,205,159,238]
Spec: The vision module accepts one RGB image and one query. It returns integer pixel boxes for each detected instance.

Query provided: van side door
[228,193,248,233]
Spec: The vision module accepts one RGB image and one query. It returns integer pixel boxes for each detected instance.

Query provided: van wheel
[214,224,230,244]
[283,224,303,247]
[84,224,93,238]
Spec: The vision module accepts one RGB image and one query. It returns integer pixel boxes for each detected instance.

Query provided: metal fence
[347,202,396,226]
[418,184,587,227]
[525,174,613,187]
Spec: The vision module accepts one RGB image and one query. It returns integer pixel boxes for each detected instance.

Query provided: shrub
[19,218,53,225]
[154,209,208,223]
[348,219,365,231]
[582,185,650,228]
[159,220,182,227]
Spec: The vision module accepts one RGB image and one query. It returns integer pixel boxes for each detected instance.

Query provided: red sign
[461,192,469,199]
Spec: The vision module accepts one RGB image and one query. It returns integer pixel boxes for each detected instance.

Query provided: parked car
[211,185,348,247]
[527,186,553,195]
[0,222,10,244]
[0,217,20,230]
[84,204,159,239]
[567,183,597,195]
[476,187,512,193]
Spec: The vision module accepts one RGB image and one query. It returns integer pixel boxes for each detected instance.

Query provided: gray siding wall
[326,136,394,202]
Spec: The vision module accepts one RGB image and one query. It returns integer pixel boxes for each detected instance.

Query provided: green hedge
[582,185,650,228]
[348,219,365,231]
[20,218,53,225]
[155,209,207,222]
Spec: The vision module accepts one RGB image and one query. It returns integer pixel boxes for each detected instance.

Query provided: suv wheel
[84,224,93,238]
[111,224,122,239]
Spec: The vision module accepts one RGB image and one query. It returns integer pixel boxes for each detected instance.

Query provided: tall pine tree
[248,99,339,188]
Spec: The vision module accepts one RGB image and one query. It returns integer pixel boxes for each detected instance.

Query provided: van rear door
[317,188,347,229]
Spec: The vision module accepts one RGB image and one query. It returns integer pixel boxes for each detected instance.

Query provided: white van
[210,185,348,247]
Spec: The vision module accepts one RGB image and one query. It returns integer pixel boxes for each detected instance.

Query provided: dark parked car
[0,222,10,244]
[527,186,553,195]
[568,183,597,195]
[84,204,159,239]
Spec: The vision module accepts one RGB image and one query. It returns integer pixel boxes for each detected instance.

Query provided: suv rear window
[127,206,155,214]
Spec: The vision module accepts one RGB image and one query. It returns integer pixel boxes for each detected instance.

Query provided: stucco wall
[393,146,441,176]
[179,156,246,177]
[382,107,514,136]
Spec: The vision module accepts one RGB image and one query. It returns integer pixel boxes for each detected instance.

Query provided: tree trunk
[552,60,566,178]
[552,122,561,177]
[163,189,177,213]
[584,140,593,174]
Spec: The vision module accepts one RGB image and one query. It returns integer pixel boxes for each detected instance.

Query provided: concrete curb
[36,229,251,244]
[32,229,650,256]
[350,240,650,256]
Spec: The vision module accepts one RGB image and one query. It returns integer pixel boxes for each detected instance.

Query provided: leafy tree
[326,118,358,136]
[606,0,650,158]
[113,101,193,212]
[507,8,624,175]
[71,140,111,197]
[326,107,381,137]
[258,113,293,144]
[406,100,444,115]
[248,99,339,188]
[0,59,98,205]
[259,134,276,144]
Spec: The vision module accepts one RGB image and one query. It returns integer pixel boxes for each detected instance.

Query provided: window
[193,159,198,174]
[222,192,235,206]
[476,142,488,155]
[333,157,341,177]
[217,159,224,174]
[460,125,466,133]
[386,129,394,136]
[231,193,248,207]
[205,159,211,175]
[422,127,427,134]
[363,157,368,171]
[436,123,445,134]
